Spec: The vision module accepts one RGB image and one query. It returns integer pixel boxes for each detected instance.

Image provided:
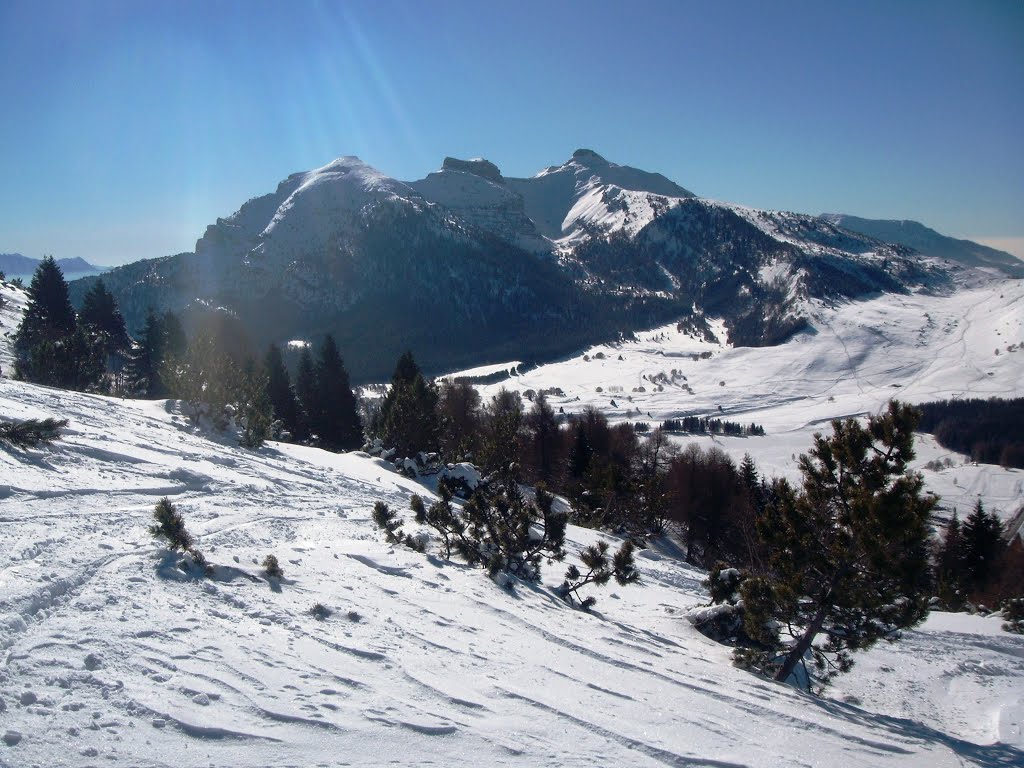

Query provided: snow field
[1,276,1022,766]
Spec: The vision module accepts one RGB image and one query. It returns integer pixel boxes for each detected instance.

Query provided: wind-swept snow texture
[1,277,1022,767]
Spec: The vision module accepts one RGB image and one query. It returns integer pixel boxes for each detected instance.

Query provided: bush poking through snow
[373,499,427,552]
[403,474,568,582]
[188,548,214,578]
[310,603,332,621]
[411,487,471,559]
[372,501,404,545]
[262,554,283,579]
[1003,598,1024,634]
[0,417,68,448]
[560,540,640,609]
[149,498,194,552]
[461,479,568,581]
[705,564,744,605]
[688,564,754,644]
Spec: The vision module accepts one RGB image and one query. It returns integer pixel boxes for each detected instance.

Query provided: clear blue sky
[2,0,1022,265]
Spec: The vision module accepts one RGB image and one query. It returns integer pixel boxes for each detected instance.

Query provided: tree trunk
[774,604,827,686]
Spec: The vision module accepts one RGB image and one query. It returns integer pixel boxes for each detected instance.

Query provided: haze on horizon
[1,0,1022,266]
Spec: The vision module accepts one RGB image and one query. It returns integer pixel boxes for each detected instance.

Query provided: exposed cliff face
[70,151,967,380]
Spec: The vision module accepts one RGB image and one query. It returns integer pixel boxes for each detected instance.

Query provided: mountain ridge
[820,213,1024,277]
[65,150,997,380]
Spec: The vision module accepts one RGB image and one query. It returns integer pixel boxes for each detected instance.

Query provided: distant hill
[0,253,107,283]
[819,215,1024,278]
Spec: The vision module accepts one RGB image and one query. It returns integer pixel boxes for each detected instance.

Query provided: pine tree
[437,379,481,461]
[0,417,68,448]
[567,419,592,488]
[264,344,302,440]
[960,500,1005,596]
[79,279,131,389]
[14,256,76,355]
[934,513,964,607]
[294,346,318,441]
[161,311,187,359]
[561,540,640,609]
[315,335,362,451]
[477,388,522,474]
[376,351,438,457]
[373,500,406,545]
[238,358,273,449]
[162,331,240,428]
[740,401,936,688]
[128,309,165,395]
[13,256,100,389]
[461,481,567,580]
[739,453,759,493]
[128,309,186,396]
[523,393,561,485]
[150,497,194,552]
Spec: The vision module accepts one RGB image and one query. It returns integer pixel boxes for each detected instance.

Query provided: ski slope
[0,278,1022,766]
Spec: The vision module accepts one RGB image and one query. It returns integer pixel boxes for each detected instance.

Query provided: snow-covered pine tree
[462,480,567,580]
[739,401,935,688]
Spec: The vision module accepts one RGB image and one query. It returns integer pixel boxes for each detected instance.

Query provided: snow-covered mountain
[70,150,1004,379]
[2,274,1023,767]
[820,214,1024,278]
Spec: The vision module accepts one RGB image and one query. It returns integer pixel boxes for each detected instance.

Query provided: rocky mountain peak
[571,148,608,165]
[441,157,504,183]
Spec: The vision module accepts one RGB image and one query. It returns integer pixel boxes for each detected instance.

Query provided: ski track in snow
[0,278,1023,766]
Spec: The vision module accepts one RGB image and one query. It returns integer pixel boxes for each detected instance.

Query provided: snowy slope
[0,281,27,377]
[2,382,1022,767]
[1,283,1023,767]
[507,148,694,245]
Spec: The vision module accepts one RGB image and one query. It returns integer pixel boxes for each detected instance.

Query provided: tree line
[933,500,1023,611]
[9,256,363,452]
[915,397,1024,469]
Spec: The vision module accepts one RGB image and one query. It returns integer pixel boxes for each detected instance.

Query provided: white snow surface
[1,278,1023,766]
